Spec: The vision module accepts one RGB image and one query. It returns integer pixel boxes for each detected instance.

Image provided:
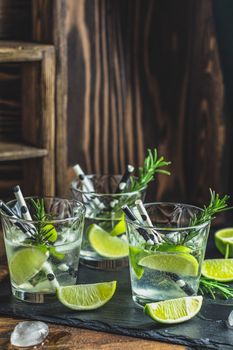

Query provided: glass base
[80,256,128,270]
[12,287,56,303]
[132,293,162,308]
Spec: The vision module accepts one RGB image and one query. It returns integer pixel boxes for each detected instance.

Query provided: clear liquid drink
[1,197,85,303]
[125,203,210,307]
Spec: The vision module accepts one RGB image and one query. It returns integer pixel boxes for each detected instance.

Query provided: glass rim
[70,174,147,197]
[124,201,211,231]
[1,196,86,224]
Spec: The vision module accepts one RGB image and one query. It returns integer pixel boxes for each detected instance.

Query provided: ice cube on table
[10,321,49,347]
[228,310,233,328]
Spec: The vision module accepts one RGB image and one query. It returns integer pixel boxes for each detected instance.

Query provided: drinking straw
[166,272,195,296]
[13,186,32,221]
[73,164,94,192]
[115,165,134,193]
[135,200,162,243]
[122,205,153,243]
[41,261,60,290]
[0,201,33,238]
[73,164,105,210]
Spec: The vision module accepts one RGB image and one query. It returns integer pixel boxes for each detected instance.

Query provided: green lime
[87,224,128,258]
[129,246,147,279]
[202,259,233,281]
[110,218,126,236]
[215,228,233,258]
[57,281,117,310]
[157,243,191,254]
[139,253,199,277]
[9,248,48,285]
[145,296,203,324]
[42,224,57,242]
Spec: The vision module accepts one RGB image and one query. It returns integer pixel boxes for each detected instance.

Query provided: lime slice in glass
[87,224,128,258]
[215,228,233,258]
[110,218,126,236]
[145,296,203,324]
[157,243,191,254]
[57,281,117,310]
[129,246,146,279]
[9,248,48,285]
[42,224,57,243]
[139,253,199,277]
[202,259,233,281]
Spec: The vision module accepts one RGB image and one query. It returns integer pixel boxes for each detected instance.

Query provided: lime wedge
[42,224,57,243]
[139,253,199,277]
[145,296,203,324]
[202,259,233,281]
[129,246,146,279]
[57,281,117,310]
[10,248,48,285]
[157,243,191,254]
[110,218,126,236]
[215,228,233,258]
[88,224,128,258]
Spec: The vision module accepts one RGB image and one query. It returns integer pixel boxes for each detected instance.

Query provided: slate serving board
[0,235,233,349]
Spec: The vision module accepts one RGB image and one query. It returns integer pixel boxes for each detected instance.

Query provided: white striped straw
[73,164,94,192]
[13,185,32,221]
[115,165,134,193]
[135,200,163,243]
[73,164,105,210]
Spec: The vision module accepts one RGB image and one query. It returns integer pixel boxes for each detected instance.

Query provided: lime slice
[157,243,191,254]
[202,259,233,281]
[88,224,128,258]
[129,246,146,279]
[215,228,233,258]
[110,218,126,236]
[57,281,117,310]
[10,248,48,285]
[139,253,199,277]
[145,296,203,324]
[42,224,57,243]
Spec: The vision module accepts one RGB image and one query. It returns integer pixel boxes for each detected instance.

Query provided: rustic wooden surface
[21,43,55,196]
[66,0,229,209]
[0,317,185,350]
[0,142,47,161]
[0,268,185,350]
[32,0,68,197]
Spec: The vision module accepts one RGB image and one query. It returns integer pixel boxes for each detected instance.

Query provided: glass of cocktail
[71,174,146,269]
[0,197,85,303]
[124,202,210,307]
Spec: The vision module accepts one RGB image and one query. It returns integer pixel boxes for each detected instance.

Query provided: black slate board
[0,235,233,349]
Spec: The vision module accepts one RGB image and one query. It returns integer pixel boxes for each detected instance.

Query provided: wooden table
[0,266,185,349]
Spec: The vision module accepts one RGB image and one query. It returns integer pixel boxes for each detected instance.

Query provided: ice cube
[228,310,233,328]
[10,321,49,347]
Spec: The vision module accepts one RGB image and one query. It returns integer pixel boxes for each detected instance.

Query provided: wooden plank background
[66,0,230,209]
[0,0,231,208]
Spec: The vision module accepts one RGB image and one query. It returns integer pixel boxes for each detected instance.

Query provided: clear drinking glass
[125,202,210,307]
[1,197,85,303]
[71,175,146,269]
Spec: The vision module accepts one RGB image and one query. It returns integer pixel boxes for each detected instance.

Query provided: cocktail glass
[71,175,146,269]
[125,202,210,307]
[0,197,85,303]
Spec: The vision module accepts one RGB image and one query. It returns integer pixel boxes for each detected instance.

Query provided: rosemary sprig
[129,148,171,192]
[190,189,231,227]
[26,199,56,245]
[199,277,233,299]
[183,189,233,244]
